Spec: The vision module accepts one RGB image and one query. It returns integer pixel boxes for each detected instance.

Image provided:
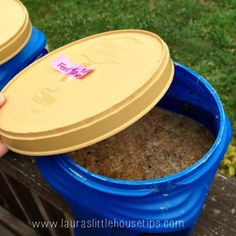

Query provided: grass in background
[22,0,236,177]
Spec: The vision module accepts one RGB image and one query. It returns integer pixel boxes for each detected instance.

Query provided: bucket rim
[37,62,231,188]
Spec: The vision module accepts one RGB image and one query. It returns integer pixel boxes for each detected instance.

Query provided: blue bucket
[0,26,47,90]
[36,63,232,236]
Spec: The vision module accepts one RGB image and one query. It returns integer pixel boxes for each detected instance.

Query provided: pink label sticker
[52,55,93,79]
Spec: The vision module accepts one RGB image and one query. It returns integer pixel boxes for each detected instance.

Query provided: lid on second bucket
[0,30,174,156]
[0,0,32,65]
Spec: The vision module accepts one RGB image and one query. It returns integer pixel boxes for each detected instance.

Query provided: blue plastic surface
[0,26,47,90]
[36,63,232,236]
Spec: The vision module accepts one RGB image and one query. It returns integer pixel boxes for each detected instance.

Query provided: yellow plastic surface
[0,30,174,155]
[0,0,32,65]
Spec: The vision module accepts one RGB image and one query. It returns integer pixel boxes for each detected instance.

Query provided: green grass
[22,0,236,177]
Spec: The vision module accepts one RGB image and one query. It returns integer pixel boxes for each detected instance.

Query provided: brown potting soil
[68,108,214,180]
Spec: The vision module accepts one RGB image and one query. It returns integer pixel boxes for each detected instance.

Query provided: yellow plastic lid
[0,30,174,156]
[0,0,32,65]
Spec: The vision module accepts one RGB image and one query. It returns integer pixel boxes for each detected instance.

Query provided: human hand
[0,93,8,157]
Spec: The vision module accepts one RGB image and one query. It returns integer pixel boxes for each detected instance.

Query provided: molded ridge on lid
[0,0,32,65]
[0,29,174,155]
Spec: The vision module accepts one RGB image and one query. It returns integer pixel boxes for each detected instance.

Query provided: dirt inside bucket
[68,108,214,180]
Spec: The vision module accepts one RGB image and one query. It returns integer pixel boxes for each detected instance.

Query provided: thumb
[0,93,8,157]
[0,140,8,158]
[0,93,6,107]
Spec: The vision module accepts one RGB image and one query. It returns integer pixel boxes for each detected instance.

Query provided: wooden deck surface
[0,152,235,236]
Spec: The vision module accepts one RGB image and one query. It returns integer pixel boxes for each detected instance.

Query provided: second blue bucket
[0,26,47,90]
[36,63,232,236]
[0,0,47,90]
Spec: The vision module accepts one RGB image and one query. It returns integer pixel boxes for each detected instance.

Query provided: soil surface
[68,108,214,180]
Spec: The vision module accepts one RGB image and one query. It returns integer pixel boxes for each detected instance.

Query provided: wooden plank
[0,206,41,236]
[31,193,58,236]
[40,198,73,236]
[0,173,28,222]
[0,152,71,215]
[0,223,15,236]
[6,176,52,236]
[193,174,236,236]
